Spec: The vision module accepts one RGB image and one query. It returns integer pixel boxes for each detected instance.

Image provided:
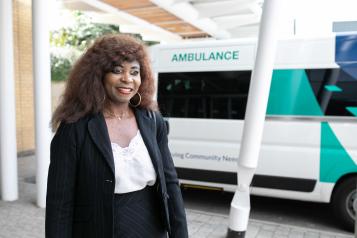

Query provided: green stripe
[346,107,357,117]
[324,85,342,92]
[320,122,357,182]
[267,70,323,116]
[265,69,357,182]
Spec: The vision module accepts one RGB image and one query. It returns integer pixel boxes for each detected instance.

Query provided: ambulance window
[306,68,357,117]
[157,71,251,119]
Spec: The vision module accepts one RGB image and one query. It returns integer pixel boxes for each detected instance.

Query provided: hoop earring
[101,94,106,104]
[129,92,141,107]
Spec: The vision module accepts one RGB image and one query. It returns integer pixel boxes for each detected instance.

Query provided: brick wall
[13,0,35,153]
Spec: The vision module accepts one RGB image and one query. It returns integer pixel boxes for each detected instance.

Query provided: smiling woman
[51,34,157,128]
[46,34,188,238]
[103,61,141,106]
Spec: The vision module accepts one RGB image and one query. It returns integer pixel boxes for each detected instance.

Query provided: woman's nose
[121,72,132,82]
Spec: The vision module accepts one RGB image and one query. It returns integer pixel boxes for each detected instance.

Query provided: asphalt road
[181,187,354,236]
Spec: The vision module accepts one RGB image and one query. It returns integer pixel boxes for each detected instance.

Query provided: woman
[46,34,188,238]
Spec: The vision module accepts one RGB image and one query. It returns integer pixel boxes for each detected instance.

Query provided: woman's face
[104,60,141,105]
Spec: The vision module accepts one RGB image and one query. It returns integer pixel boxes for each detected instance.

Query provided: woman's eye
[112,67,122,74]
[131,71,139,76]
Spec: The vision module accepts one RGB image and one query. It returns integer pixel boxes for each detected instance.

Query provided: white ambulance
[150,34,357,230]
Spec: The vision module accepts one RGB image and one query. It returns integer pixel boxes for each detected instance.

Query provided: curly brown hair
[51,34,157,130]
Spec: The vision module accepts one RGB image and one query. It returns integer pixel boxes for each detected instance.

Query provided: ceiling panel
[61,0,263,40]
[101,0,210,38]
[101,0,155,10]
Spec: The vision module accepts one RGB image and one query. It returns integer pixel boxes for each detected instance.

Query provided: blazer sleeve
[156,113,189,238]
[46,123,78,238]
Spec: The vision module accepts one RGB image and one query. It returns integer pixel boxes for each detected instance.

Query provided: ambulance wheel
[331,177,356,231]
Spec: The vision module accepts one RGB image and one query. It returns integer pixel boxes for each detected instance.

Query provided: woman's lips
[116,87,133,95]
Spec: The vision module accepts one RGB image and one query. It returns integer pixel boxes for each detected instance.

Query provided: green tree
[50,11,158,81]
[51,54,72,82]
[50,11,120,81]
[50,11,119,51]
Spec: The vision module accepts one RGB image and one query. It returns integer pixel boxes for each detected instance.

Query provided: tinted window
[158,68,357,119]
[157,71,251,119]
[306,68,357,117]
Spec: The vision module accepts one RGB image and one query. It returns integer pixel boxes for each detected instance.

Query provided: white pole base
[228,188,251,231]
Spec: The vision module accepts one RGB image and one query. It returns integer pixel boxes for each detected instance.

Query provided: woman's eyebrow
[131,65,140,69]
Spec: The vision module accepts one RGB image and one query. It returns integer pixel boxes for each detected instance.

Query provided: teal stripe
[346,107,357,117]
[320,122,357,182]
[324,85,342,92]
[267,70,323,116]
[265,69,357,183]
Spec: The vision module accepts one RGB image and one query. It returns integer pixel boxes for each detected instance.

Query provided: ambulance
[150,34,357,230]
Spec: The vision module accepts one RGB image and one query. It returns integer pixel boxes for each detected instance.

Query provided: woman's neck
[104,101,132,120]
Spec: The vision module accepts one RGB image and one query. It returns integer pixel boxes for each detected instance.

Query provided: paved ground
[0,155,354,238]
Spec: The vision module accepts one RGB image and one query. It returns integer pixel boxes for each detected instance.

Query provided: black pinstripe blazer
[45,108,188,238]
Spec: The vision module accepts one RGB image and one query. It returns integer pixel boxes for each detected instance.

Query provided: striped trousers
[113,186,168,238]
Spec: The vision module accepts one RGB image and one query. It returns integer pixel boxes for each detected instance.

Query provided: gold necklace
[104,110,127,120]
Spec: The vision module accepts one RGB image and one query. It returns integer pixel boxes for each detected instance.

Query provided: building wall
[13,0,35,154]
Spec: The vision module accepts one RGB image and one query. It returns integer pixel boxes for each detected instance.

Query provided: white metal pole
[0,0,19,201]
[227,0,282,237]
[32,0,52,208]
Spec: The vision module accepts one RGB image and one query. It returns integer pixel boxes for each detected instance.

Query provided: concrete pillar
[227,0,283,237]
[0,0,19,201]
[32,0,52,208]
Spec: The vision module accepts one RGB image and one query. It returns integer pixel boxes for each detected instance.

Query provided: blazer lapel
[134,108,160,173]
[88,113,115,176]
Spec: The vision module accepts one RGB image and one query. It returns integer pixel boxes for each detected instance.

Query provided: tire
[331,177,357,231]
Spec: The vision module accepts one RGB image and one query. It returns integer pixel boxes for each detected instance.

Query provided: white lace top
[111,130,157,194]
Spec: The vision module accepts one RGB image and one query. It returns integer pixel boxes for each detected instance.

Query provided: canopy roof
[60,0,262,42]
[59,0,357,42]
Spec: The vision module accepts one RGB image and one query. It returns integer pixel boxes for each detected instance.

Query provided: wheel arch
[331,172,357,203]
